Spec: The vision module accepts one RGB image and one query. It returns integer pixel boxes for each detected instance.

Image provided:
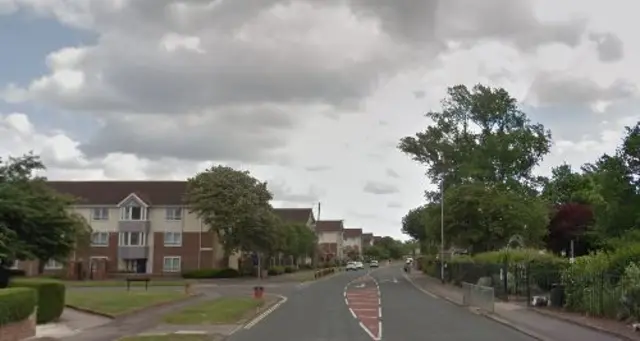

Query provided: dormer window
[117,193,148,221]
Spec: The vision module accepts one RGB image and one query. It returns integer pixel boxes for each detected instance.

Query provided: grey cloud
[413,90,425,99]
[530,73,636,107]
[386,168,399,178]
[363,180,399,195]
[387,201,402,208]
[589,32,624,63]
[79,105,295,162]
[268,181,324,203]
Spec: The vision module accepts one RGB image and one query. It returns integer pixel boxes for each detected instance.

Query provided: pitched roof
[47,181,187,205]
[315,220,344,232]
[344,228,362,238]
[46,182,310,221]
[274,208,315,224]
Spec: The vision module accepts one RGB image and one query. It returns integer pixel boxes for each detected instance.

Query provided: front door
[135,259,147,274]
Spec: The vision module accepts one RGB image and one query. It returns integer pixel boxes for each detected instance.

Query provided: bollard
[253,286,264,299]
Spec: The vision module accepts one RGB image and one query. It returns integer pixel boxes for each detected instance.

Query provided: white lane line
[243,295,288,329]
[402,270,438,299]
[345,298,349,305]
[175,331,206,335]
[351,308,378,311]
[349,308,357,319]
[378,321,383,340]
[378,307,382,318]
[359,321,380,341]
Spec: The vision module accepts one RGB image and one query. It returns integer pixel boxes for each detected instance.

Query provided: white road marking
[359,321,381,341]
[402,270,438,299]
[350,308,357,318]
[175,331,206,335]
[243,295,288,329]
[378,307,382,318]
[345,273,383,341]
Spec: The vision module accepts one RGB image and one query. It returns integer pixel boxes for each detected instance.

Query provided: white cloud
[2,0,640,239]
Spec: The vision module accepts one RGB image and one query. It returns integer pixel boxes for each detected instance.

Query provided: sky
[0,0,638,240]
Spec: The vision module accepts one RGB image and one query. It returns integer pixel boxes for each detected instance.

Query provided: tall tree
[398,84,552,196]
[0,153,91,273]
[185,166,277,259]
[401,206,429,241]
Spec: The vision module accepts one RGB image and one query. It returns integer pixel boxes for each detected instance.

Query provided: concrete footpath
[407,271,628,341]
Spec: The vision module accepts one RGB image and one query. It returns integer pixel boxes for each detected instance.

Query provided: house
[373,236,382,245]
[12,181,316,277]
[273,208,316,228]
[362,233,374,247]
[343,228,363,259]
[315,220,345,261]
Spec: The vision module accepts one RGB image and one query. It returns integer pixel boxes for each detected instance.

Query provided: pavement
[405,269,625,341]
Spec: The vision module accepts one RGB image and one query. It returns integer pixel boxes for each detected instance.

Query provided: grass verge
[66,290,188,317]
[64,280,187,288]
[163,297,265,325]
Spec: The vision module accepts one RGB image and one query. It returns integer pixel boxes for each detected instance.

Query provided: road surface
[228,266,540,341]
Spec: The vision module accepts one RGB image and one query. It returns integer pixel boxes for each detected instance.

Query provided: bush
[267,266,285,276]
[284,266,297,273]
[182,268,240,279]
[0,288,37,326]
[10,278,65,324]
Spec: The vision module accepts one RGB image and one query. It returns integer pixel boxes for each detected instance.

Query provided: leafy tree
[0,153,91,273]
[545,203,594,256]
[375,237,404,259]
[345,246,360,261]
[277,222,316,265]
[401,206,428,241]
[440,182,548,253]
[543,164,601,205]
[363,245,389,260]
[398,84,552,197]
[185,166,277,260]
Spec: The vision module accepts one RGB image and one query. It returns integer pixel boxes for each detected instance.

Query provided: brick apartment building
[12,181,316,277]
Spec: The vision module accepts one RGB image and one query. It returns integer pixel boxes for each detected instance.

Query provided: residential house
[12,181,316,277]
[362,233,374,247]
[315,220,344,261]
[343,228,362,259]
[274,208,316,228]
[373,236,382,245]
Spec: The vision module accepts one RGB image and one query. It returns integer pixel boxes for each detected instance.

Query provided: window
[118,232,146,246]
[120,205,146,221]
[10,260,18,269]
[166,207,182,221]
[91,232,109,246]
[44,259,63,270]
[91,208,109,220]
[164,232,182,247]
[163,257,181,272]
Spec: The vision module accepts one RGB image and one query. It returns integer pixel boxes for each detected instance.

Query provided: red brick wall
[152,231,220,274]
[0,313,35,341]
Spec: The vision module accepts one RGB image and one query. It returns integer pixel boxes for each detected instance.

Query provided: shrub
[10,278,65,324]
[267,266,285,276]
[284,266,297,273]
[182,268,240,279]
[0,288,37,326]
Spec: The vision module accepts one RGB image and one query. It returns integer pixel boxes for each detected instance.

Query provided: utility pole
[313,202,321,269]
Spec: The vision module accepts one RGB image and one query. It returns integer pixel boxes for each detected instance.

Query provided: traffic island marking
[344,275,382,340]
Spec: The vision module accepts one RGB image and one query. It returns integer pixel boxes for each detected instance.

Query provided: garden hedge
[182,268,240,279]
[0,288,37,326]
[10,278,65,324]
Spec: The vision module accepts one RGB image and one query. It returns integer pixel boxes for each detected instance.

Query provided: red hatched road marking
[345,276,381,340]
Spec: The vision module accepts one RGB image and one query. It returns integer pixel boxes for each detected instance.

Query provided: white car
[346,261,357,271]
[370,260,379,268]
[355,261,364,270]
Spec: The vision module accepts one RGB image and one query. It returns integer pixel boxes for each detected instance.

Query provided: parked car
[355,261,364,270]
[370,260,379,268]
[346,261,357,271]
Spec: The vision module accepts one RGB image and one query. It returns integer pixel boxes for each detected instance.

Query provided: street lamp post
[440,175,445,283]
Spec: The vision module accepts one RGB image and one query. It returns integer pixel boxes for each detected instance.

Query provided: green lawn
[119,335,214,341]
[66,290,187,316]
[163,297,264,325]
[64,280,187,288]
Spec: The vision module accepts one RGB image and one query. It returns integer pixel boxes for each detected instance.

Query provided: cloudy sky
[0,0,637,239]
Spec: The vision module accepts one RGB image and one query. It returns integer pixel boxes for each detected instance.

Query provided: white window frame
[164,231,182,247]
[120,205,147,221]
[162,256,181,273]
[118,232,146,246]
[91,207,109,221]
[165,207,183,221]
[91,232,109,247]
[44,259,63,270]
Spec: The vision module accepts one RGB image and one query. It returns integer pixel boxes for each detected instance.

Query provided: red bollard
[253,286,264,299]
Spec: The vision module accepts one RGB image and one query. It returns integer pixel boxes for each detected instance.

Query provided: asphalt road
[228,266,543,341]
[370,266,536,341]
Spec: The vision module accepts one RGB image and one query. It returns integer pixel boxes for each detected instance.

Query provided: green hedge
[268,266,285,276]
[182,268,240,279]
[0,288,37,326]
[10,278,65,324]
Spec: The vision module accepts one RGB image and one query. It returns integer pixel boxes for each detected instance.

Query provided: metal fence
[462,282,495,313]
